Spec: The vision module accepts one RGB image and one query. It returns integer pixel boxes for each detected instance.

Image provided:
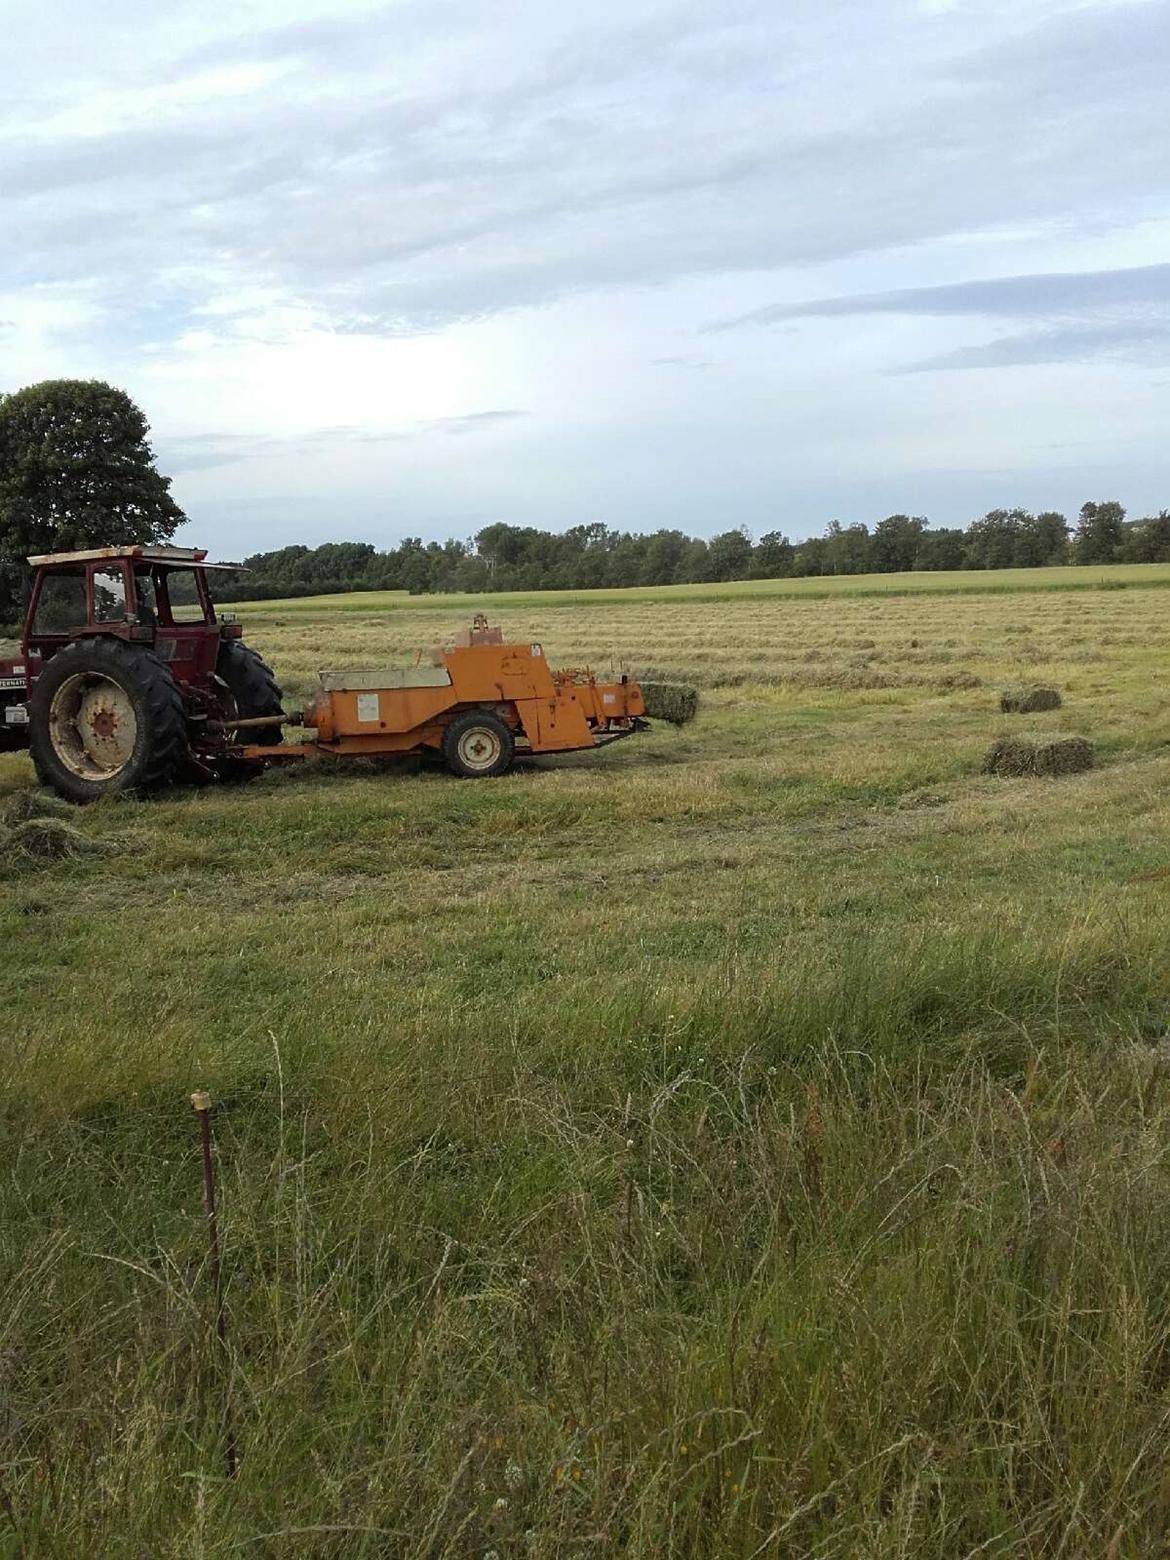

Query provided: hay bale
[1000,684,1062,714]
[639,681,699,726]
[982,734,1094,778]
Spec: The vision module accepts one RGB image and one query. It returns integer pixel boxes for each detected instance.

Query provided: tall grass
[3,578,1170,1552]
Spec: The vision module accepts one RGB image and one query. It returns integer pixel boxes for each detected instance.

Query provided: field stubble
[3,572,1170,1553]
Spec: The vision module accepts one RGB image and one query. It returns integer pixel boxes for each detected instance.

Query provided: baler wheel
[28,637,187,803]
[443,710,515,778]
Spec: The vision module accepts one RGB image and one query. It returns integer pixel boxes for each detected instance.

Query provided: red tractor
[0,545,282,802]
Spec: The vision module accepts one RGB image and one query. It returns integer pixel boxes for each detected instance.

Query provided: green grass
[4,573,1170,1553]
[229,559,1170,616]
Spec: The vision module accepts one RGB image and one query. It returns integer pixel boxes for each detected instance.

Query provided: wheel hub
[49,673,138,779]
[457,725,502,772]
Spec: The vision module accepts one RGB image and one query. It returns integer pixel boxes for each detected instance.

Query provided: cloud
[5,0,1169,339]
[426,410,528,434]
[160,410,526,472]
[905,318,1170,372]
[709,258,1170,368]
[710,262,1170,328]
[3,0,1170,546]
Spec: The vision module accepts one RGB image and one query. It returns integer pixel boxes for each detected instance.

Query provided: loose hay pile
[982,734,1094,778]
[0,789,123,866]
[1000,684,1062,713]
[1,789,74,825]
[639,680,699,726]
[3,818,113,862]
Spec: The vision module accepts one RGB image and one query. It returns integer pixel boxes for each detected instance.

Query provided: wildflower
[679,1444,688,1456]
[494,1496,508,1511]
[505,1461,523,1490]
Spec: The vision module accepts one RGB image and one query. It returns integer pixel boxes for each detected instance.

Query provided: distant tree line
[216,501,1170,600]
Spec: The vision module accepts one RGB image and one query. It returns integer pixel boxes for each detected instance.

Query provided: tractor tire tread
[214,641,284,782]
[29,637,188,802]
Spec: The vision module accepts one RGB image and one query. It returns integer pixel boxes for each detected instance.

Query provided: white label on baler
[603,692,616,704]
[356,693,380,723]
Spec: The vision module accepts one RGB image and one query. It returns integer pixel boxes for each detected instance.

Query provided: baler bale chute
[0,549,697,802]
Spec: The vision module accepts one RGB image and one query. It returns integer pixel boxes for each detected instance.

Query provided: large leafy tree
[1073,499,1125,564]
[0,379,184,619]
[871,513,926,573]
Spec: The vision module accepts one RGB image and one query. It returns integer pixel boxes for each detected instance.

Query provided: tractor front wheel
[28,638,188,803]
[443,710,515,778]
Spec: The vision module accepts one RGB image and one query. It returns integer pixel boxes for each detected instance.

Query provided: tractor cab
[20,545,244,688]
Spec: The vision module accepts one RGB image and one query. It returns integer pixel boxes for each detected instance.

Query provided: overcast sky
[2,0,1168,555]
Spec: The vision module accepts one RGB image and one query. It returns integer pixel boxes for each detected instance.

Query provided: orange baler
[244,615,649,777]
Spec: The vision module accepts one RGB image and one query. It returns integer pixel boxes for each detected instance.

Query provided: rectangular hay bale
[638,680,699,726]
[982,733,1093,777]
[1000,684,1062,714]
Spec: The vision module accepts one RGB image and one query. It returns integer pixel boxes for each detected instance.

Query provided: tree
[640,529,690,586]
[1013,511,1068,568]
[963,509,1022,571]
[1119,510,1170,564]
[1073,500,1125,564]
[872,514,926,573]
[823,520,872,575]
[751,531,795,579]
[914,527,965,571]
[792,536,827,576]
[707,527,754,582]
[0,379,184,618]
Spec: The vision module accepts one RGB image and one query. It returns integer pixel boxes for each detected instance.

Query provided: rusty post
[191,1091,237,1479]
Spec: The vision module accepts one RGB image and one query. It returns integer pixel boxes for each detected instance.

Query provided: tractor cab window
[92,567,128,623]
[32,572,86,634]
[156,570,212,624]
[132,569,158,626]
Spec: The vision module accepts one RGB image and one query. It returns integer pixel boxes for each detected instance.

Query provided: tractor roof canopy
[26,545,245,571]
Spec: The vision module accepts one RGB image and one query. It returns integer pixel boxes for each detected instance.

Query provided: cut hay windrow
[1000,684,1062,714]
[982,733,1094,778]
[638,680,699,726]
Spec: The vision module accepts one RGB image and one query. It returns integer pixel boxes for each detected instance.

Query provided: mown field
[4,564,1170,1555]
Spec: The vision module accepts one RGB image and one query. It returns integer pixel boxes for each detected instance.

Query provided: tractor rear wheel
[29,637,188,803]
[443,709,515,778]
[213,642,284,782]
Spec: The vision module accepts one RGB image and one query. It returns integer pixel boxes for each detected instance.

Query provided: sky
[2,0,1168,556]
